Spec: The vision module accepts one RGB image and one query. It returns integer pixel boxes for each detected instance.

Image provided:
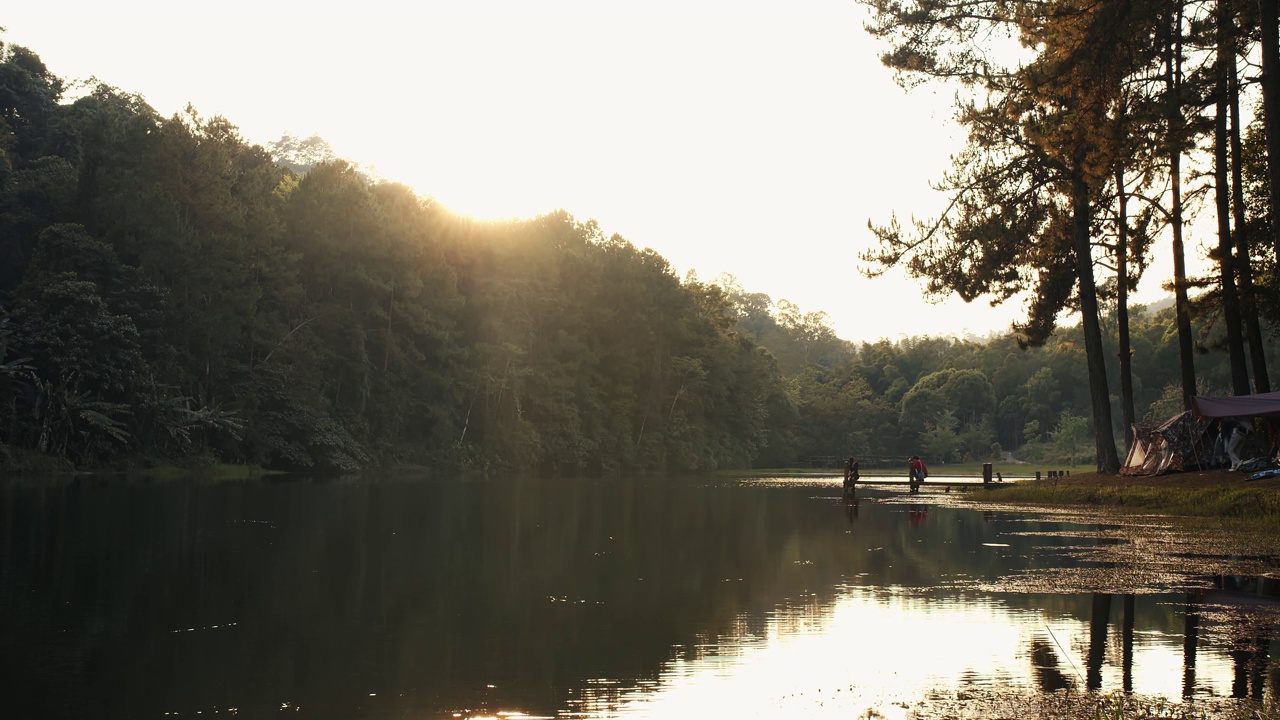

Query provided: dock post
[982,462,993,486]
[1036,471,1042,482]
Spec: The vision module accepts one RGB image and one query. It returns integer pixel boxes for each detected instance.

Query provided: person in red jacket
[908,455,928,490]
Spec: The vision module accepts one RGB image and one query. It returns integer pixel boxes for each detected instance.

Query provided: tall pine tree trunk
[1168,4,1197,410]
[1262,0,1280,284]
[1072,171,1120,473]
[1231,18,1272,393]
[1216,0,1250,395]
[1116,163,1136,450]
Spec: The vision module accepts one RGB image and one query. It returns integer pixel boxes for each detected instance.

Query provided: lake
[1,474,1276,719]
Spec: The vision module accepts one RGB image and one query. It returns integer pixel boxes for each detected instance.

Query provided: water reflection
[0,475,1276,718]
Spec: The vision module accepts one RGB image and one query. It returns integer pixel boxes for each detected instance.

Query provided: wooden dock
[843,478,1012,487]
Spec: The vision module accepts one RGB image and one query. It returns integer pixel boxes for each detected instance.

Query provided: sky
[2,1,1211,344]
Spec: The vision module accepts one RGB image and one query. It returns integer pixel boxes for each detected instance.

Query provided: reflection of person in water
[908,504,928,527]
[844,497,859,523]
[842,456,859,497]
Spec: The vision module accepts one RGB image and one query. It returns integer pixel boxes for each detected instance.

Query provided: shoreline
[966,467,1280,530]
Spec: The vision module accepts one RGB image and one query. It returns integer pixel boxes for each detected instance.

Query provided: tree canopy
[0,36,1274,475]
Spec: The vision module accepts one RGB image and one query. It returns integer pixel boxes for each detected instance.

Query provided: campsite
[975,391,1280,529]
[1113,391,1280,480]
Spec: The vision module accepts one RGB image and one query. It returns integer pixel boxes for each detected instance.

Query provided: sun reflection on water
[566,588,1245,718]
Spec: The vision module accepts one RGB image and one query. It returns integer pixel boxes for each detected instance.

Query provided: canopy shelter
[1192,391,1280,419]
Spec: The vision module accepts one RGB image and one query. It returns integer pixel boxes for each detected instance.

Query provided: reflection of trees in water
[1189,576,1280,701]
[1122,594,1135,694]
[1184,591,1201,698]
[2,479,1088,717]
[1074,582,1280,701]
[5,480,1280,717]
[1230,628,1270,701]
[1026,586,1280,701]
[1088,592,1112,691]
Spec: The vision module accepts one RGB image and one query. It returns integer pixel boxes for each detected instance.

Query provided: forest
[0,2,1277,475]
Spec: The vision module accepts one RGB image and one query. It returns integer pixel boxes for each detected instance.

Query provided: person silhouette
[908,455,928,491]
[843,455,860,497]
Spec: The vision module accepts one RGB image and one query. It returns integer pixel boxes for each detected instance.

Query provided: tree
[920,411,961,462]
[859,0,1146,471]
[1210,0,1250,395]
[1260,0,1280,284]
[1052,410,1090,464]
[1163,1,1198,412]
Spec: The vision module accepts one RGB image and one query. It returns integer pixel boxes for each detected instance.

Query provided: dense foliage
[859,0,1280,470]
[0,40,1274,474]
[726,283,1278,465]
[0,41,794,474]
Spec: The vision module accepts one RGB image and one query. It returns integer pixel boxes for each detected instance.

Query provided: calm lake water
[1,474,1276,719]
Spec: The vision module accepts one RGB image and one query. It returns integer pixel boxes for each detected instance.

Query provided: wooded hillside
[0,39,1273,474]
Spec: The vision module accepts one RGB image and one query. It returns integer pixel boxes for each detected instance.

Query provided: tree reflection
[1087,592,1112,691]
[1183,591,1201,697]
[2,479,1279,718]
[1122,594,1135,694]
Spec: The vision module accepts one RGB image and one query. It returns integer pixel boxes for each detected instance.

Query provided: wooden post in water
[982,462,993,486]
[1036,471,1042,482]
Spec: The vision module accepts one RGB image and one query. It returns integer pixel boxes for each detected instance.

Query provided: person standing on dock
[908,455,928,491]
[843,456,859,497]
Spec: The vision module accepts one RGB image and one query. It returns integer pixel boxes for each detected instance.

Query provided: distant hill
[1138,296,1176,314]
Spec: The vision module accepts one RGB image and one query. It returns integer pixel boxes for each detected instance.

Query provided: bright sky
[3,1,1206,344]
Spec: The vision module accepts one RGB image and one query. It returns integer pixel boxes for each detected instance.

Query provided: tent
[1192,391,1280,419]
[1120,411,1213,477]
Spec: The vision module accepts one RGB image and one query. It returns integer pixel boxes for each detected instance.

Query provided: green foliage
[0,39,1276,475]
[1050,410,1090,465]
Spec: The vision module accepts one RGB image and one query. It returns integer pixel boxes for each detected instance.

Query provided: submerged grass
[1084,692,1280,720]
[915,689,1278,719]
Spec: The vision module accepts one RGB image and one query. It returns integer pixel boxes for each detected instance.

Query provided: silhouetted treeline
[0,43,794,473]
[0,41,1274,473]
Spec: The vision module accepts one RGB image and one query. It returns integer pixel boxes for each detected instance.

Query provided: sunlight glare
[567,588,1237,718]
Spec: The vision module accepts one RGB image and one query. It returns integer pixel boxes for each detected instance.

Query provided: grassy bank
[975,468,1280,530]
